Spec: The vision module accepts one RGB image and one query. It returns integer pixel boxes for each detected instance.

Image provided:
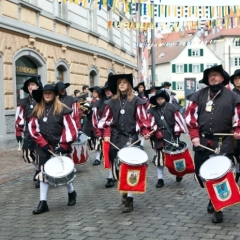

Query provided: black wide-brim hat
[21,76,43,94]
[32,84,58,103]
[133,81,145,92]
[108,74,133,95]
[55,81,70,93]
[162,81,172,87]
[89,86,102,95]
[144,86,161,98]
[201,65,229,86]
[230,69,240,84]
[101,81,111,96]
[150,89,170,105]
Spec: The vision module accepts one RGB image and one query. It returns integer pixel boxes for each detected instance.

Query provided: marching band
[14,65,240,224]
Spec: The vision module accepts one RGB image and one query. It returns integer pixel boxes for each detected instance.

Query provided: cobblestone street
[1,135,240,240]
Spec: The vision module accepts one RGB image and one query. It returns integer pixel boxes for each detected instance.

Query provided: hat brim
[89,86,101,95]
[230,70,240,84]
[150,91,170,105]
[21,77,43,94]
[32,88,58,103]
[202,65,229,86]
[144,87,161,98]
[108,74,133,95]
[133,82,145,92]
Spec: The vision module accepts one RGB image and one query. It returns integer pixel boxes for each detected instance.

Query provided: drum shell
[45,172,76,186]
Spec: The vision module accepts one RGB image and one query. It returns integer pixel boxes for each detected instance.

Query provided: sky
[159,0,240,5]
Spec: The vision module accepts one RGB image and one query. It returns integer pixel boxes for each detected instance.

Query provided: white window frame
[58,1,63,19]
[235,40,240,47]
[176,64,184,73]
[176,82,184,90]
[192,49,200,57]
[193,64,200,73]
[234,57,240,67]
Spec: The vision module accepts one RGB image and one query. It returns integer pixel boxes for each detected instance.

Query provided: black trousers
[194,150,234,188]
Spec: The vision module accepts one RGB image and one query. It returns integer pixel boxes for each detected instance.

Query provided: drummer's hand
[234,132,240,140]
[104,137,110,142]
[144,133,151,140]
[192,137,200,147]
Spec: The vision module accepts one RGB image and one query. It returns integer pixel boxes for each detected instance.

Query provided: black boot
[152,155,157,163]
[68,191,77,206]
[156,179,164,188]
[35,180,40,188]
[122,197,133,213]
[122,193,128,204]
[32,201,49,214]
[105,178,114,188]
[235,173,240,183]
[212,211,223,223]
[176,176,183,182]
[93,159,101,166]
[207,200,214,213]
[33,171,39,181]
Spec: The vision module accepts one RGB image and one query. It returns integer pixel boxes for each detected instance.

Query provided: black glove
[42,144,50,153]
[16,136,22,143]
[55,146,67,154]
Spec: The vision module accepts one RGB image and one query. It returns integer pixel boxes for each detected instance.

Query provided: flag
[118,163,147,193]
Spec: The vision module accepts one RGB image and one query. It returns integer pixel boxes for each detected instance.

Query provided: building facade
[0,0,137,149]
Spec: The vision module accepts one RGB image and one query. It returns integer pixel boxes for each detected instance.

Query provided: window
[56,65,65,82]
[176,64,184,73]
[235,39,240,47]
[193,64,200,73]
[88,2,94,31]
[235,57,240,67]
[58,1,63,18]
[176,82,184,90]
[206,64,213,69]
[192,50,200,57]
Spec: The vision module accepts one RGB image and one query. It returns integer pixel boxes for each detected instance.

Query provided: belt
[201,131,227,141]
[112,126,136,137]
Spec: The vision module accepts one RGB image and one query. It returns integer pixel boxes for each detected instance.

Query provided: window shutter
[200,64,204,72]
[188,49,192,56]
[200,49,204,56]
[172,81,176,90]
[172,64,176,73]
[184,64,188,73]
[189,64,192,73]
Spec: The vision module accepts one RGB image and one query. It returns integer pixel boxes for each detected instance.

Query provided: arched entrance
[56,61,69,83]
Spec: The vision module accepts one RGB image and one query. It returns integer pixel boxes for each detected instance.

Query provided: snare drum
[70,133,89,165]
[117,147,148,193]
[199,155,240,211]
[44,156,76,186]
[163,141,194,177]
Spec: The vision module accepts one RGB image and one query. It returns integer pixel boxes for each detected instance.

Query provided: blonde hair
[112,78,135,101]
[32,95,69,119]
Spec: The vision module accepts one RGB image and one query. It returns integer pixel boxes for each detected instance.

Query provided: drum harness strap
[112,126,136,145]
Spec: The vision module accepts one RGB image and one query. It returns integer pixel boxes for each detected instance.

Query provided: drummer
[55,82,81,131]
[231,69,240,182]
[92,81,114,187]
[133,82,150,150]
[98,73,151,213]
[148,89,186,188]
[184,65,240,223]
[15,77,43,188]
[28,84,78,214]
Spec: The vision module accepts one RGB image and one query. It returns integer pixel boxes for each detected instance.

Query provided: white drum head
[199,155,231,180]
[45,156,74,177]
[73,133,88,145]
[118,147,148,165]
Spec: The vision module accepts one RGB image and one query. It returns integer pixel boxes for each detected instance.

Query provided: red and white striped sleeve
[28,117,48,148]
[184,101,200,139]
[136,104,151,135]
[71,102,81,130]
[98,105,113,137]
[60,113,78,150]
[148,112,158,132]
[174,111,186,134]
[92,106,102,137]
[233,103,240,133]
[15,105,25,137]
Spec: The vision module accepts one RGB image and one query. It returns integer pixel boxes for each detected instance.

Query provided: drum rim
[44,156,74,176]
[72,133,89,145]
[118,146,148,165]
[199,155,231,180]
[163,141,187,154]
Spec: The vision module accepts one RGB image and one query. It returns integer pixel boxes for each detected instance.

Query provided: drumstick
[108,141,120,150]
[48,150,64,162]
[213,133,234,136]
[129,130,155,147]
[198,144,215,153]
[18,141,21,151]
[60,152,64,170]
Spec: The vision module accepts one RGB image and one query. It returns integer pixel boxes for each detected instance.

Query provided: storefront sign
[16,66,37,74]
